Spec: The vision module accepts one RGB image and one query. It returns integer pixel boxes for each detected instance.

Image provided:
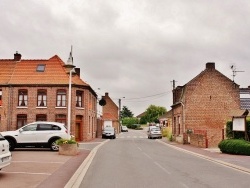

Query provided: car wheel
[50,139,59,151]
[6,138,15,151]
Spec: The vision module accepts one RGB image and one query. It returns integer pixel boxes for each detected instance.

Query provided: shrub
[218,139,250,155]
[56,138,77,145]
[162,127,172,141]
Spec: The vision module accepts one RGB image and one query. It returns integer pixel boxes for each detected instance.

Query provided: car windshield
[152,128,160,131]
[0,133,5,140]
[122,126,127,128]
[104,127,114,131]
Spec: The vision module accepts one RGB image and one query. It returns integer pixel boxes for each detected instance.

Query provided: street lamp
[64,46,75,137]
[118,97,125,132]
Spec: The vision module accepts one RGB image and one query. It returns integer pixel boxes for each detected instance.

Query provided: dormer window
[37,64,46,72]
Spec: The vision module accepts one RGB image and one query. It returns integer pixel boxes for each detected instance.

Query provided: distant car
[1,121,70,151]
[121,126,128,132]
[102,127,116,139]
[148,127,162,139]
[0,133,12,170]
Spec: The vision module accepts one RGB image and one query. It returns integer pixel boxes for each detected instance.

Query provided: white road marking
[180,182,190,188]
[137,147,142,151]
[154,162,171,174]
[1,171,51,175]
[12,161,64,164]
[143,152,152,159]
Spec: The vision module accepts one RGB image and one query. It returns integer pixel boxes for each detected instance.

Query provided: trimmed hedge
[218,139,250,155]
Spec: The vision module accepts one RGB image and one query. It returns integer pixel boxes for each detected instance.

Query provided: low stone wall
[190,134,207,148]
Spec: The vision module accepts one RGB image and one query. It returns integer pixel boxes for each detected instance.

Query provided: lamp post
[64,46,75,137]
[118,97,125,132]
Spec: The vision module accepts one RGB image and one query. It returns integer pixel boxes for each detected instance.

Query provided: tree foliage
[122,117,139,126]
[140,105,166,123]
[120,106,134,118]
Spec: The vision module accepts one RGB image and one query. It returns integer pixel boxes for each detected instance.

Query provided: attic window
[37,64,46,72]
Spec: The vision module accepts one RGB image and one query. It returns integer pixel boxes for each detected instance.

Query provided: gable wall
[184,69,240,147]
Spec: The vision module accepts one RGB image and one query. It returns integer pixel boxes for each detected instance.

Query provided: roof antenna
[230,65,244,82]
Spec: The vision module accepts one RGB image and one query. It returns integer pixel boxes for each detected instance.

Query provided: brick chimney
[206,62,215,70]
[75,68,80,77]
[14,51,22,61]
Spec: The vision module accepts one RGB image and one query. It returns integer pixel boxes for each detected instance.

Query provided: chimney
[14,51,22,61]
[105,92,109,97]
[206,62,215,70]
[75,68,80,77]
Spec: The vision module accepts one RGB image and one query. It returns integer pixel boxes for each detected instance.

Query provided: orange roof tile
[0,55,89,86]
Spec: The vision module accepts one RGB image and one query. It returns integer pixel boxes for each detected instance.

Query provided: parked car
[121,125,128,132]
[0,133,12,170]
[147,126,162,139]
[102,127,116,139]
[1,121,70,151]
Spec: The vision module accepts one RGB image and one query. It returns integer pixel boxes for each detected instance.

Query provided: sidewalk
[158,138,250,173]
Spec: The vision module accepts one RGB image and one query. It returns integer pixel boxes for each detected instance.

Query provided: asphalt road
[80,129,250,188]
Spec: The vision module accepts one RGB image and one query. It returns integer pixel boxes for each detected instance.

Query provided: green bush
[56,138,77,145]
[218,139,250,155]
[162,127,172,141]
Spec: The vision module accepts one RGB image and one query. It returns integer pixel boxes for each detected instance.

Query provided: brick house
[101,92,119,134]
[172,62,241,148]
[0,52,97,141]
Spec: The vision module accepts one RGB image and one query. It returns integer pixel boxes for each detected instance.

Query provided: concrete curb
[156,140,250,174]
[64,139,110,188]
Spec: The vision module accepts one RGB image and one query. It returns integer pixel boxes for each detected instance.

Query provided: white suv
[1,122,70,151]
[0,133,12,170]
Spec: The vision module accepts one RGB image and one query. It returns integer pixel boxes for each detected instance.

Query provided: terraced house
[0,52,97,141]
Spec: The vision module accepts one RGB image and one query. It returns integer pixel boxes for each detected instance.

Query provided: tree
[142,105,166,123]
[120,106,134,118]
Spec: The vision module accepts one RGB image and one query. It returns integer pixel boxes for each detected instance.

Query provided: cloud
[1,0,250,115]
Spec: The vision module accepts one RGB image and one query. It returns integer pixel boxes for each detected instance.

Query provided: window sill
[76,107,84,110]
[55,107,67,109]
[17,106,28,109]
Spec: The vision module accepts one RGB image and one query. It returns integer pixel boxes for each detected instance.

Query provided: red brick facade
[0,53,97,142]
[101,93,119,133]
[172,62,241,147]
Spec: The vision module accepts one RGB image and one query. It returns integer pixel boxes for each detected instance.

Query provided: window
[178,116,181,135]
[36,114,47,121]
[55,114,66,124]
[18,90,28,106]
[76,91,83,107]
[0,89,2,106]
[36,64,46,72]
[22,124,37,131]
[57,90,66,107]
[37,124,61,131]
[17,114,27,129]
[37,90,47,107]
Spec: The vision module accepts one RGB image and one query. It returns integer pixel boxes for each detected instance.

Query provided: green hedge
[127,124,142,130]
[218,139,250,155]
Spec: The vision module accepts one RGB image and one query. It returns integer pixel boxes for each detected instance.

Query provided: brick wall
[0,86,97,141]
[184,64,240,147]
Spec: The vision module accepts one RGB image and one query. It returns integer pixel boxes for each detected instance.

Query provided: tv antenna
[230,65,244,82]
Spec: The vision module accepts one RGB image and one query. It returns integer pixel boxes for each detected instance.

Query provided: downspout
[7,85,13,130]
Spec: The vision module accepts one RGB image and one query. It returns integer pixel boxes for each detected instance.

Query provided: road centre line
[143,152,152,159]
[154,161,171,174]
[137,147,142,151]
[180,182,190,188]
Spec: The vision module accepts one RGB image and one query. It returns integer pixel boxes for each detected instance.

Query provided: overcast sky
[1,0,250,116]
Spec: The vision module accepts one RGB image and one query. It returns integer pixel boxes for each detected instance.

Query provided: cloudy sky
[1,0,250,116]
